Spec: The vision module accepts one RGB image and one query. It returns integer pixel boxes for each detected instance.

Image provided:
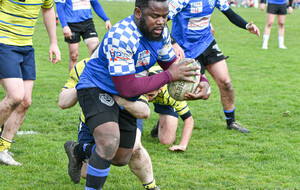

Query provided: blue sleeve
[90,0,109,22]
[56,3,68,28]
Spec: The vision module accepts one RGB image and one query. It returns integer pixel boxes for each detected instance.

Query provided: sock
[0,136,12,152]
[278,36,285,46]
[224,107,235,126]
[143,179,156,189]
[85,151,111,190]
[83,143,96,158]
[262,35,269,47]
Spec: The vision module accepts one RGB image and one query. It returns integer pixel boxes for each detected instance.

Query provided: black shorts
[77,87,137,148]
[267,3,287,15]
[65,19,98,44]
[195,40,225,74]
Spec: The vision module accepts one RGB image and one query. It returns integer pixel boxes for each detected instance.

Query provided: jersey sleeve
[216,0,230,12]
[42,0,54,9]
[168,0,189,20]
[157,27,176,63]
[104,24,138,77]
[60,59,88,91]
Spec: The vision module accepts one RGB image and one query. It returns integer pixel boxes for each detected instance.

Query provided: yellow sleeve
[42,0,54,9]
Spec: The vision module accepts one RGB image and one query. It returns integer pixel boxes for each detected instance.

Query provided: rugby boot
[150,121,159,138]
[227,122,250,133]
[64,140,82,184]
[0,149,22,166]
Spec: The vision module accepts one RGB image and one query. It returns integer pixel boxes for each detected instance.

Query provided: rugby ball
[167,58,201,101]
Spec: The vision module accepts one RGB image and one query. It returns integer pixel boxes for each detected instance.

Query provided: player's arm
[58,88,77,109]
[90,0,112,29]
[41,6,61,64]
[169,112,194,152]
[221,8,260,37]
[56,1,73,39]
[113,95,150,119]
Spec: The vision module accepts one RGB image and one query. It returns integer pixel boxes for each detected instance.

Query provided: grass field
[0,2,300,189]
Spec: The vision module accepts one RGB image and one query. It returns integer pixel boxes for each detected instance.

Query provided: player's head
[145,72,162,101]
[134,0,168,41]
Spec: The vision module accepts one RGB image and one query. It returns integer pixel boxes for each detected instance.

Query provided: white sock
[278,36,285,46]
[262,35,269,48]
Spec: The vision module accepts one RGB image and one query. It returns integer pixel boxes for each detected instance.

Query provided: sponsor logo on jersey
[188,15,211,30]
[99,93,114,107]
[136,50,150,67]
[110,49,130,62]
[209,0,216,9]
[72,0,91,11]
[190,2,203,13]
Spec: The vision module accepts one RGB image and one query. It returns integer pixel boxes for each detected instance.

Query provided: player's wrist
[200,75,209,85]
[245,23,251,30]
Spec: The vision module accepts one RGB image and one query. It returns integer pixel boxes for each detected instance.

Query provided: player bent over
[146,66,210,152]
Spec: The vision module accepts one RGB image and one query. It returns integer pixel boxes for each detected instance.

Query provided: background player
[0,0,61,166]
[55,0,111,71]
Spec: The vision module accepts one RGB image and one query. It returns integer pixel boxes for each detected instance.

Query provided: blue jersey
[55,0,95,24]
[168,0,230,58]
[76,15,175,98]
[267,0,287,4]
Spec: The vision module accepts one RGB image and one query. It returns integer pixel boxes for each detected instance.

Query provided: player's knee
[159,136,175,145]
[6,93,24,109]
[131,146,142,159]
[112,155,131,166]
[95,135,119,159]
[219,80,233,92]
[70,52,79,62]
[20,96,32,110]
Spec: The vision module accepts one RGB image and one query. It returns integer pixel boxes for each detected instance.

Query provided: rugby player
[260,0,293,49]
[168,0,260,133]
[0,0,60,166]
[55,0,111,70]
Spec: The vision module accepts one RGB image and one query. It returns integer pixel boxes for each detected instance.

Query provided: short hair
[135,0,167,11]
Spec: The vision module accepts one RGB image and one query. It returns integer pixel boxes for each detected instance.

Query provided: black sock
[224,107,235,126]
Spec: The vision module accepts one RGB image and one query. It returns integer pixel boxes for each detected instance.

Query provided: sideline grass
[0,2,299,189]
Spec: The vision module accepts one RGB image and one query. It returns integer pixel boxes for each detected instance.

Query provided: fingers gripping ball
[167,58,201,101]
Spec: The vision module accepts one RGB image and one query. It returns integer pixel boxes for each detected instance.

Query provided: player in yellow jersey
[0,0,61,165]
[146,66,210,152]
[58,58,160,190]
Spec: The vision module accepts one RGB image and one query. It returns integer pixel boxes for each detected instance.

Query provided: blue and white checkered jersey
[55,0,95,24]
[76,15,175,97]
[168,0,230,59]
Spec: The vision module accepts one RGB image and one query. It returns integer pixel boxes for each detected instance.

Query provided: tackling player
[0,0,61,166]
[146,66,210,152]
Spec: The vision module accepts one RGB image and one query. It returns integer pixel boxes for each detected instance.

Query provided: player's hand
[169,145,186,152]
[184,80,210,100]
[288,6,293,14]
[105,20,112,29]
[172,43,185,60]
[167,59,200,82]
[63,26,72,39]
[260,3,265,11]
[113,95,125,106]
[49,44,61,64]
[247,22,260,37]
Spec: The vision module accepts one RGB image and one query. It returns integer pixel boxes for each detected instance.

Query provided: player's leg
[129,120,159,190]
[67,43,80,71]
[277,14,286,49]
[262,4,276,49]
[158,114,178,145]
[85,37,100,56]
[82,19,99,56]
[77,88,120,189]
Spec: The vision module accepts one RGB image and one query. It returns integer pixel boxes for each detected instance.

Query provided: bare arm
[169,116,194,152]
[41,7,61,64]
[58,88,78,109]
[113,95,150,119]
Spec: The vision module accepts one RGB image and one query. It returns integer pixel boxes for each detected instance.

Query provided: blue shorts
[78,118,144,143]
[153,103,179,118]
[0,43,36,80]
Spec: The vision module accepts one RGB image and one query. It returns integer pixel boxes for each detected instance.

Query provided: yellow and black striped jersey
[0,0,54,46]
[149,66,191,117]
